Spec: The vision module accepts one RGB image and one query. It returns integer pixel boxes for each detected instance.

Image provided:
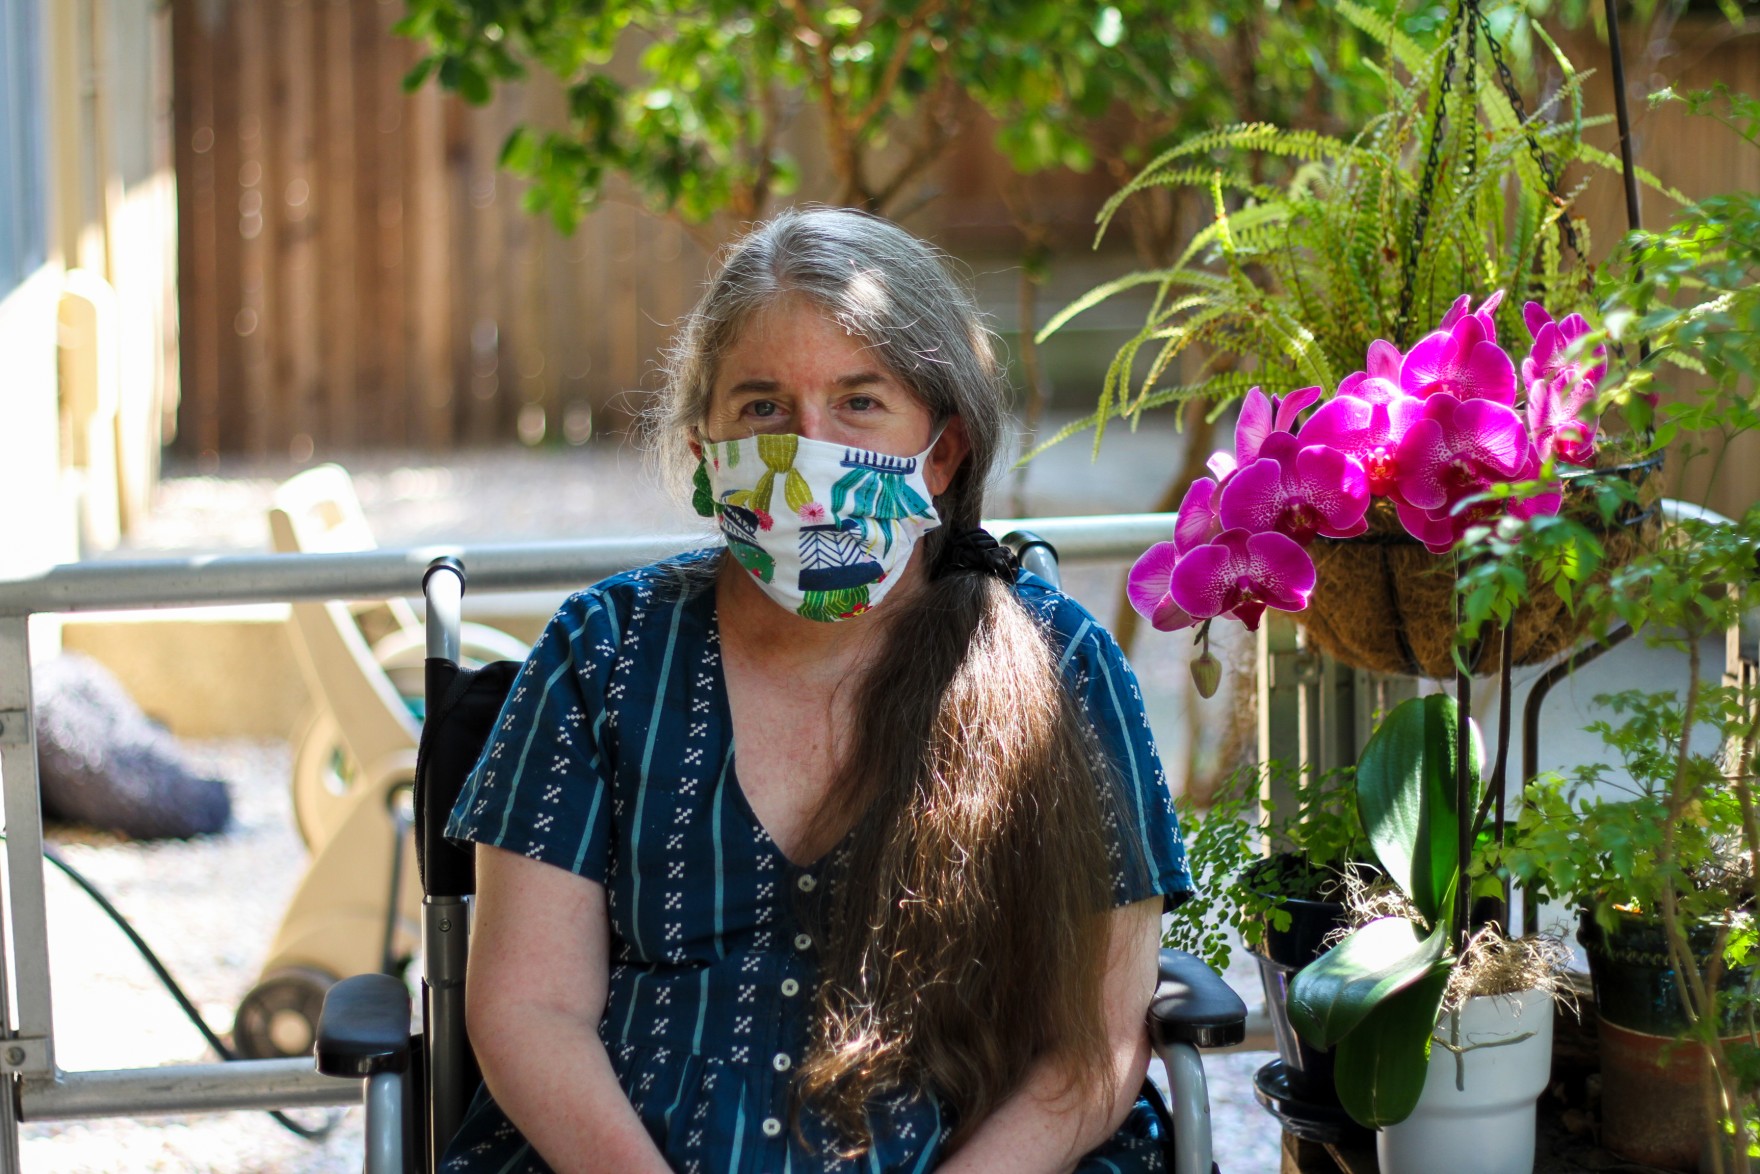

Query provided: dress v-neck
[704,600,847,873]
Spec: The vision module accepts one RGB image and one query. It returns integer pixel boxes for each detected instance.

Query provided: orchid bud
[1191,648,1223,700]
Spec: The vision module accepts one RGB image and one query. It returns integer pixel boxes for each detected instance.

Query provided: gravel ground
[29,428,1285,1172]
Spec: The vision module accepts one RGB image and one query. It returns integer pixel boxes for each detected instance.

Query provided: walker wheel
[233,967,334,1059]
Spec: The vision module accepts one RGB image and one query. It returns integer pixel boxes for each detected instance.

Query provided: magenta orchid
[1218,441,1370,542]
[1167,528,1316,632]
[1297,393,1425,497]
[1206,384,1321,483]
[1521,302,1607,465]
[1400,311,1517,404]
[1128,291,1609,677]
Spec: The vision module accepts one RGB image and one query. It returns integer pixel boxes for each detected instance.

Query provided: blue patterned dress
[443,552,1194,1174]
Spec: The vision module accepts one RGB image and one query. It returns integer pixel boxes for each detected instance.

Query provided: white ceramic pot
[1376,990,1555,1174]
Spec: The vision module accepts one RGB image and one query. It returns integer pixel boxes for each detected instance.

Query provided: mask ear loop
[688,427,718,519]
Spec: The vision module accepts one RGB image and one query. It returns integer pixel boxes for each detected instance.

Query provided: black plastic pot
[1249,863,1351,1104]
[1578,908,1751,1035]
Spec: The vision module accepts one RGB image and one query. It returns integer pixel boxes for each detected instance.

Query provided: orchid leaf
[1356,694,1481,927]
[1333,965,1452,1128]
[1286,916,1450,1049]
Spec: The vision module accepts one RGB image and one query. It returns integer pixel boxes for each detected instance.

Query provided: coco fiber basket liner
[1297,455,1661,679]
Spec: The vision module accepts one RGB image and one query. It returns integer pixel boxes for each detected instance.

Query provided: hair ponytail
[792,533,1135,1153]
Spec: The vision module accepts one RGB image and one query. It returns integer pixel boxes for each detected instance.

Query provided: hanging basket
[1296,454,1661,679]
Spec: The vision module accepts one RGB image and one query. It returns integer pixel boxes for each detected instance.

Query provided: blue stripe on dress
[663,1061,691,1133]
[712,743,734,958]
[907,1098,943,1174]
[1095,649,1157,891]
[1059,616,1094,675]
[496,623,584,845]
[630,596,686,959]
[728,1081,748,1174]
[693,967,710,1053]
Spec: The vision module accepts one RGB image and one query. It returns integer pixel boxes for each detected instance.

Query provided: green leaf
[1333,966,1452,1128]
[1287,917,1451,1049]
[1356,695,1480,927]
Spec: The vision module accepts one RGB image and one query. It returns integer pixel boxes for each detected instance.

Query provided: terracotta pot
[1579,910,1754,1173]
[1297,454,1660,679]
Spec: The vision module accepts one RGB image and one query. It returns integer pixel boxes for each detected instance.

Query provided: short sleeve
[446,592,618,883]
[1034,585,1194,913]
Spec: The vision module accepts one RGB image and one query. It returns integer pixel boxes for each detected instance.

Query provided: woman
[444,207,1193,1173]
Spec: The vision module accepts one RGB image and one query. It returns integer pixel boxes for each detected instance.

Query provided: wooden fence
[171,0,715,459]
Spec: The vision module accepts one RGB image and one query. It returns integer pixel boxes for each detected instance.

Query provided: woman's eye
[746,401,778,418]
[847,395,878,412]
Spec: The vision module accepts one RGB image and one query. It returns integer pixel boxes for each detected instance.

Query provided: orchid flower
[1126,540,1199,631]
[1167,528,1317,632]
[1527,367,1599,465]
[1521,302,1605,465]
[1210,384,1323,483]
[1438,290,1506,339]
[1395,439,1563,554]
[1296,393,1425,497]
[1391,394,1530,516]
[1174,476,1222,551]
[1218,444,1370,542]
[1521,302,1607,388]
[1336,340,1406,403]
[1400,311,1517,404]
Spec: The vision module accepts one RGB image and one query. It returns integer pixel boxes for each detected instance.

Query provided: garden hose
[22,837,340,1143]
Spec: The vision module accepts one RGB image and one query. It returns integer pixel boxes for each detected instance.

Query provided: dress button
[761,1116,783,1138]
[794,932,812,951]
[797,874,817,893]
[781,978,800,997]
[773,1052,792,1072]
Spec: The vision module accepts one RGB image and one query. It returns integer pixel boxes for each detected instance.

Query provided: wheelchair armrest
[1149,948,1248,1049]
[315,973,413,1078]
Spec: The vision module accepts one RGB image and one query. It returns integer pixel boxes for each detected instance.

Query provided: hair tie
[936,527,1018,581]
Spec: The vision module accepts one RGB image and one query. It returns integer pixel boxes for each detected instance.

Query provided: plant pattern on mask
[736,434,813,516]
[718,500,777,584]
[829,450,935,555]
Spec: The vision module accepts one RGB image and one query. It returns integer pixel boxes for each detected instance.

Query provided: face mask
[694,429,944,622]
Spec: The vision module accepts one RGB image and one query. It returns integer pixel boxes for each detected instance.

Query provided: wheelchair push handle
[423,556,466,668]
[1000,530,1060,589]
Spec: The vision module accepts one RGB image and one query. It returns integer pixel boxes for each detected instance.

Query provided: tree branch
[785,0,861,203]
[851,0,943,138]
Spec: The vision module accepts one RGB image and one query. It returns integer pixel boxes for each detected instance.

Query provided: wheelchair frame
[0,512,1198,1173]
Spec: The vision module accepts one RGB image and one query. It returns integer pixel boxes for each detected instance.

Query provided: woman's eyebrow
[723,378,779,394]
[836,371,887,388]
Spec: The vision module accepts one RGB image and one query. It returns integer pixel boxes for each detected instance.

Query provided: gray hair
[654,207,1007,529]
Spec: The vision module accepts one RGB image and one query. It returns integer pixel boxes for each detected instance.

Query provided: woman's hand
[466,845,673,1174]
[933,897,1164,1174]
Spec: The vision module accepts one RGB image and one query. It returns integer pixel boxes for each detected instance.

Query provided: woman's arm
[465,844,673,1174]
[935,897,1163,1174]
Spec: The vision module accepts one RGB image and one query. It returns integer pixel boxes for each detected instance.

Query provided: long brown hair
[657,207,1141,1151]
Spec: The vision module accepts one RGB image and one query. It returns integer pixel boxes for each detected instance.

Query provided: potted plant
[1497,689,1757,1172]
[1167,763,1374,1136]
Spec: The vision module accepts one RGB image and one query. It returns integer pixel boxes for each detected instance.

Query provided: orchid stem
[1470,623,1517,844]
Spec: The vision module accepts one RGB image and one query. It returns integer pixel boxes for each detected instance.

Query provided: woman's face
[702,297,966,493]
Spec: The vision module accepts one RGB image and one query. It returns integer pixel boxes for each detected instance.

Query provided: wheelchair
[313,545,1248,1174]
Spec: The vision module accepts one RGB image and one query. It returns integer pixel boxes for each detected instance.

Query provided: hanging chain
[1475,6,1583,260]
[1396,0,1467,346]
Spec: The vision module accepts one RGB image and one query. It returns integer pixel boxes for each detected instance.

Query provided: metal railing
[0,513,1170,1172]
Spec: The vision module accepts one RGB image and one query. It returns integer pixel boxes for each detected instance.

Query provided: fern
[1042,0,1674,456]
